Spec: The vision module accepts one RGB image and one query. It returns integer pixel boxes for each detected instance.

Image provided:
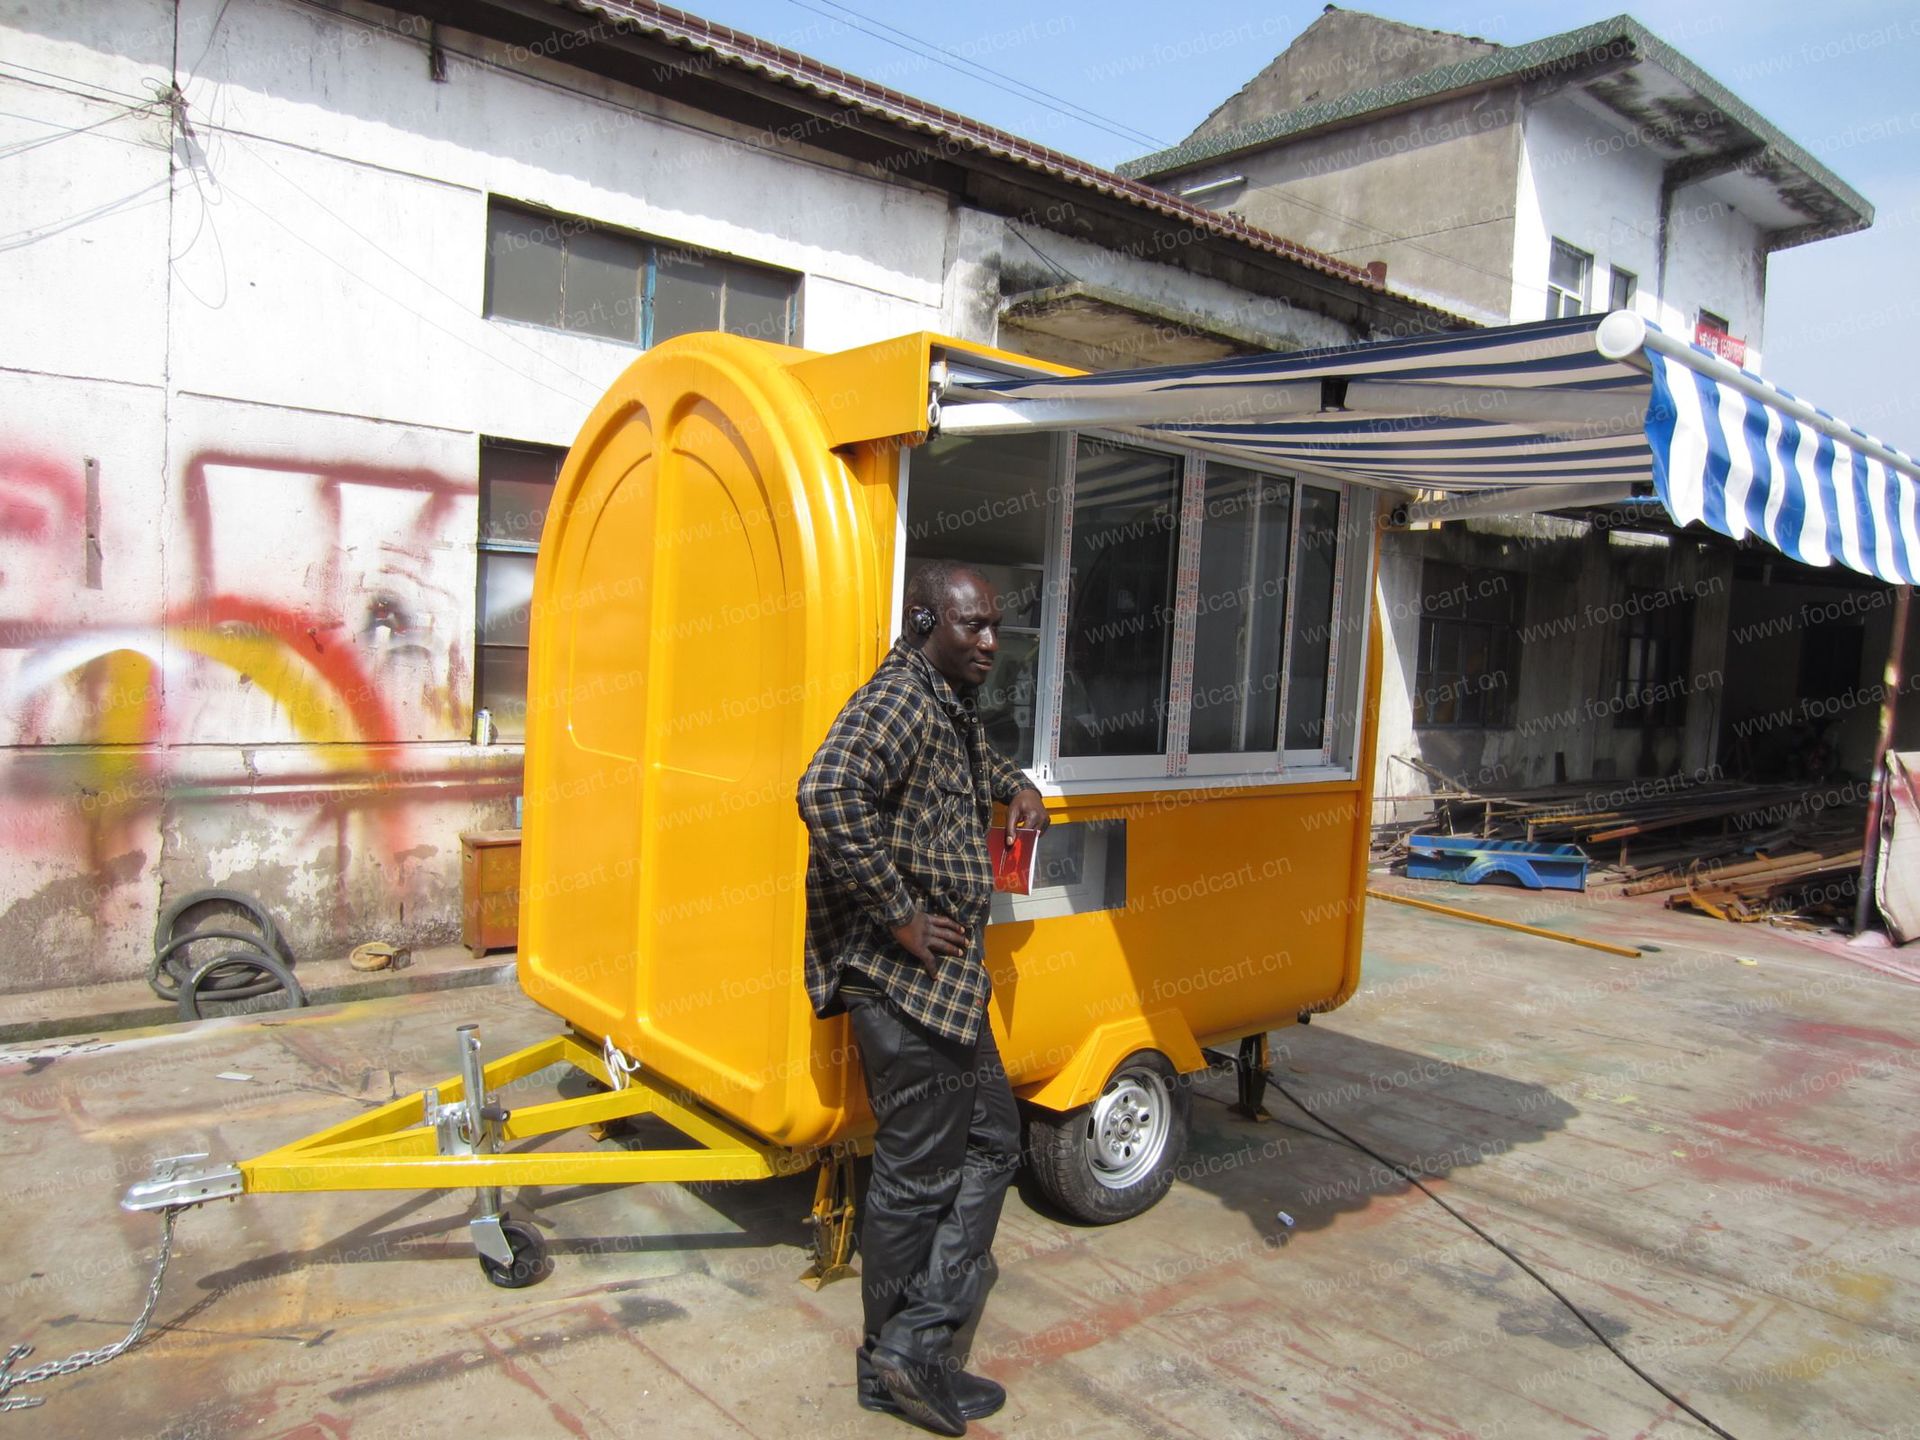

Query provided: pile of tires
[148,888,306,1021]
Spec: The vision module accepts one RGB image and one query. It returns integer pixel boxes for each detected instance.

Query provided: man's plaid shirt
[797,639,1034,1044]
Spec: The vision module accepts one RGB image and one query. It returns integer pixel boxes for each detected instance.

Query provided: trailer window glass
[1192,466,1291,754]
[1060,440,1182,759]
[1284,485,1342,752]
[902,432,1056,765]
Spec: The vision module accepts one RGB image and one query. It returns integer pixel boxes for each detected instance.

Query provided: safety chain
[0,1206,182,1413]
[601,1035,641,1092]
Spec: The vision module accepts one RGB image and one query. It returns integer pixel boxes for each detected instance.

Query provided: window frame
[1412,560,1526,730]
[1612,587,1694,729]
[895,421,1372,794]
[1546,239,1592,319]
[474,437,566,743]
[1044,431,1196,786]
[482,196,800,348]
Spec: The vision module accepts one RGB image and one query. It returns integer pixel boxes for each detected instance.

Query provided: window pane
[1191,465,1290,753]
[652,250,724,343]
[480,443,562,545]
[1284,485,1341,751]
[903,432,1056,765]
[1060,440,1182,758]
[723,261,794,342]
[1549,239,1590,294]
[478,551,536,646]
[1609,268,1637,311]
[564,226,641,341]
[1465,570,1517,623]
[485,205,565,328]
[476,645,530,740]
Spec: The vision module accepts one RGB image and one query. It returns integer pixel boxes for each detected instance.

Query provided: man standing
[797,561,1050,1436]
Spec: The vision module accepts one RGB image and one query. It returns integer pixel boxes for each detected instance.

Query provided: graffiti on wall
[0,442,519,983]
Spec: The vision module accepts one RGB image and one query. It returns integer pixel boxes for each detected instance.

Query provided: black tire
[177,950,307,1020]
[154,888,286,958]
[152,931,282,1000]
[1024,1049,1191,1224]
[152,889,292,1002]
[478,1219,550,1289]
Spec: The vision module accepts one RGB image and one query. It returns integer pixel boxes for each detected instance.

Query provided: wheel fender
[1015,1011,1204,1113]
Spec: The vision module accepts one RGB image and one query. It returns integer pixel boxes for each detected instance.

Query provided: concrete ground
[2,885,1917,1439]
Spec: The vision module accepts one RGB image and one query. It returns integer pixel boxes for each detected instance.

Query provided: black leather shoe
[860,1368,1005,1421]
[868,1349,968,1436]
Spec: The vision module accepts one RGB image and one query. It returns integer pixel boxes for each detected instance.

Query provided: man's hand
[1007,786,1050,835]
[892,908,971,979]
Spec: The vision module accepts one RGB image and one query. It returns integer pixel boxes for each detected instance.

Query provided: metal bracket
[121,1153,244,1212]
[1231,1035,1272,1122]
[469,1213,515,1265]
[798,1148,859,1290]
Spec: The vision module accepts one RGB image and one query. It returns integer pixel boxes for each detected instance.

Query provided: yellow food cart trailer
[133,308,1894,1288]
[123,326,1382,1286]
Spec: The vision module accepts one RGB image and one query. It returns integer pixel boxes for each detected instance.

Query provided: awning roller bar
[937,381,1645,437]
[1596,311,1920,487]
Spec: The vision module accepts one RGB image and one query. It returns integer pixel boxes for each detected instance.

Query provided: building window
[1615,589,1694,728]
[476,440,564,740]
[1414,561,1523,728]
[1609,267,1637,312]
[1698,308,1730,335]
[484,199,797,346]
[1546,239,1591,318]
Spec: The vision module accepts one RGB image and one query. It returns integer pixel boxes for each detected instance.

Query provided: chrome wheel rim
[1086,1066,1171,1190]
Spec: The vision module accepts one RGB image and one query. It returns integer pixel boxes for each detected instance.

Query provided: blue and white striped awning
[936,311,1920,585]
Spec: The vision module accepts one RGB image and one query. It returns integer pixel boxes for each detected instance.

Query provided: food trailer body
[125,328,1385,1284]
[520,328,1379,1137]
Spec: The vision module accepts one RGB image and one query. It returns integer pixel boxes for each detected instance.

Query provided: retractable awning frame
[931,311,1920,584]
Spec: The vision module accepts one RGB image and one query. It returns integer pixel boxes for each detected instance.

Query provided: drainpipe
[1856,585,1912,935]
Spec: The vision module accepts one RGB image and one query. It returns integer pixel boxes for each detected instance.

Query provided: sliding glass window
[1190,465,1292,760]
[1284,485,1343,756]
[1057,439,1185,772]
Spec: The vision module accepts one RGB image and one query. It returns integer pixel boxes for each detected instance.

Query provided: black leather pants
[846,991,1022,1374]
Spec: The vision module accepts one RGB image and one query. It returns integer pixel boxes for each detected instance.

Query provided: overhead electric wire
[1203,1058,1740,1440]
[0,94,167,162]
[777,0,1168,153]
[216,128,613,397]
[217,178,601,408]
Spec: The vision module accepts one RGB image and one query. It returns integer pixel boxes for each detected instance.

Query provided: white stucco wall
[2,0,1378,989]
[1514,93,1767,366]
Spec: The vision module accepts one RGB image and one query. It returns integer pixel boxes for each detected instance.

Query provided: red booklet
[989,825,1040,895]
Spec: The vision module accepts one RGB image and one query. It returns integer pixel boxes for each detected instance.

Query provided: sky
[685,0,1918,444]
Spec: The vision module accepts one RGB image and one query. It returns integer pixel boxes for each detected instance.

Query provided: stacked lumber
[1664,847,1863,927]
[1372,759,1867,932]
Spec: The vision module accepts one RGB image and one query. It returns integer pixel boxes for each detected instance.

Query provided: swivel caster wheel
[477,1218,550,1289]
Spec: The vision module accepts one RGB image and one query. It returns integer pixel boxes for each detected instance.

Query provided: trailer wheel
[477,1219,549,1289]
[1025,1050,1190,1224]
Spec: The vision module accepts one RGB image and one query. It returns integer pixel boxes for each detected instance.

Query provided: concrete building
[0,0,1452,991]
[1123,9,1893,812]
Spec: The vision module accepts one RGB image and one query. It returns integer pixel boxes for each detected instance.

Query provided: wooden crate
[461,830,522,956]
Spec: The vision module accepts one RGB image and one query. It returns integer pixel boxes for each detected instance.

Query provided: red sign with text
[1694,324,1747,366]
